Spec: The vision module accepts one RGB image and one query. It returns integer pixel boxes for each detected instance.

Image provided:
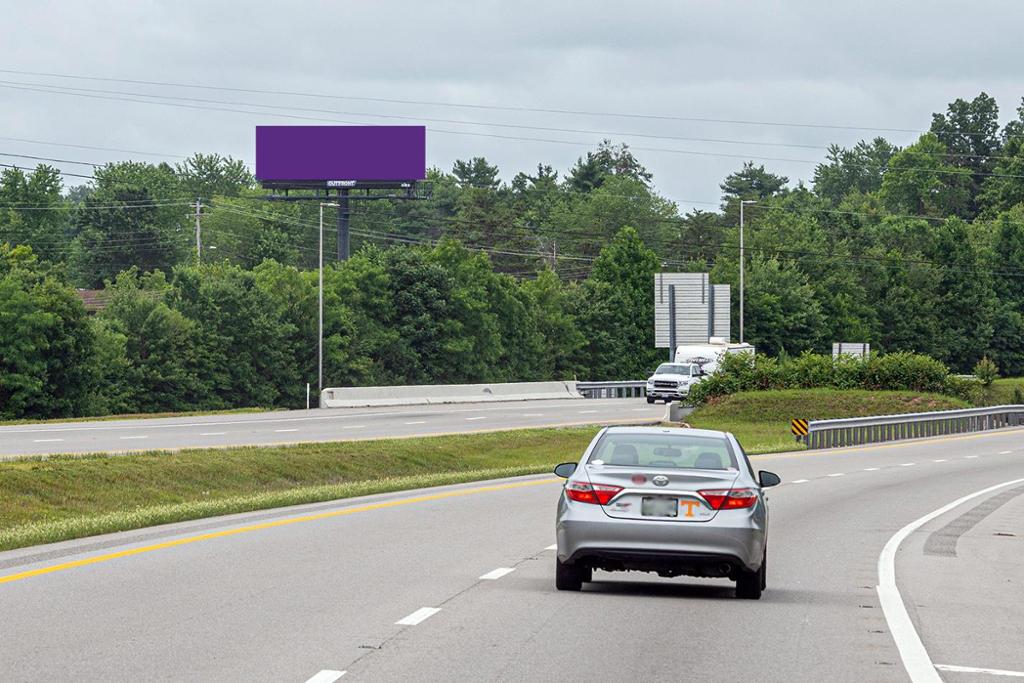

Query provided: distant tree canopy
[3,93,1024,419]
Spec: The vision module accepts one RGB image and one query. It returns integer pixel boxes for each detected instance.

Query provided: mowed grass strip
[0,427,596,552]
[687,388,969,454]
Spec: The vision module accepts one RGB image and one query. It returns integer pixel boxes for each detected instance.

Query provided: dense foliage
[3,93,1024,418]
[686,351,981,405]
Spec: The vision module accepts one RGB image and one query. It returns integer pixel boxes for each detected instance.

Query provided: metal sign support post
[668,284,677,361]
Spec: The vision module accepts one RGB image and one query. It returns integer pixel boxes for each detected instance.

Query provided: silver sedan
[553,426,780,599]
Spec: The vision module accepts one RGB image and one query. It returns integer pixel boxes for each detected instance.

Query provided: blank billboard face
[256,126,426,181]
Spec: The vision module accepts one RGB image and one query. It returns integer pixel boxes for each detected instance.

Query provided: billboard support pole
[337,189,350,261]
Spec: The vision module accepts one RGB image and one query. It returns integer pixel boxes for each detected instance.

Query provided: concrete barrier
[320,381,582,409]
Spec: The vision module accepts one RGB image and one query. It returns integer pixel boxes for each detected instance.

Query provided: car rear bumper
[557,499,765,573]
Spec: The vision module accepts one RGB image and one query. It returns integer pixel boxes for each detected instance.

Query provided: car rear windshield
[588,433,737,470]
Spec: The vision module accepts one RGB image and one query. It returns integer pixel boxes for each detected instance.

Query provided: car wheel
[736,558,765,600]
[555,558,584,591]
[646,396,655,404]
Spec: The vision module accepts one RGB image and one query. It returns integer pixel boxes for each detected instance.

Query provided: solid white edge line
[877,477,1024,683]
[396,607,441,626]
[304,670,346,683]
[546,544,557,550]
[479,567,516,580]
[935,664,1024,677]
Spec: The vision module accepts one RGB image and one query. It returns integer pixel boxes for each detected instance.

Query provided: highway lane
[0,398,666,458]
[1,429,1023,681]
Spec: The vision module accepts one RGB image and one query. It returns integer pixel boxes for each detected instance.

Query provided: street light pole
[318,202,339,402]
[739,200,757,344]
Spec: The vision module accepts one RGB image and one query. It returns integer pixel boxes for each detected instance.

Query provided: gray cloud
[2,0,1023,209]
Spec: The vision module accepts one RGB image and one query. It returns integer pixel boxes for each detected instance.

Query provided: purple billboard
[256,125,426,182]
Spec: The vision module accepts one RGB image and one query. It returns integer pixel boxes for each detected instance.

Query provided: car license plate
[641,496,677,517]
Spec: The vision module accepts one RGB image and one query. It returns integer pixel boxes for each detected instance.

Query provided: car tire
[555,558,584,591]
[646,396,655,404]
[736,555,765,600]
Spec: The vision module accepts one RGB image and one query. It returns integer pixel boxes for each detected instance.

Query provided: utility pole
[194,198,202,263]
[739,200,757,344]
[336,189,350,261]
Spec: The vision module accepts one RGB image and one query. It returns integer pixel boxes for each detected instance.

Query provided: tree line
[3,92,1024,418]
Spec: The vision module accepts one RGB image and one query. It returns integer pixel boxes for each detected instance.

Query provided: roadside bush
[688,350,959,405]
[973,356,999,386]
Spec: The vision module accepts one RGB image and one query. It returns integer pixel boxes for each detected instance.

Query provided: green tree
[813,138,898,205]
[567,140,652,193]
[175,153,254,199]
[0,165,68,263]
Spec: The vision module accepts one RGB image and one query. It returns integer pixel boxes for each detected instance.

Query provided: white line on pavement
[546,544,557,550]
[119,435,148,440]
[479,567,516,580]
[200,432,226,436]
[999,450,1013,455]
[965,455,979,459]
[900,463,916,467]
[404,421,426,425]
[341,425,366,430]
[578,410,598,414]
[275,429,298,433]
[304,671,347,683]
[864,468,880,472]
[935,664,1024,677]
[827,473,845,477]
[396,607,441,626]
[877,476,1024,683]
[933,459,948,462]
[465,416,487,421]
[523,413,544,417]
[791,479,809,484]
[32,438,64,443]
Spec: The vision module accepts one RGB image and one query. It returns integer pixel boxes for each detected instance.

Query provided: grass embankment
[0,427,596,552]
[687,388,969,455]
[985,377,1024,405]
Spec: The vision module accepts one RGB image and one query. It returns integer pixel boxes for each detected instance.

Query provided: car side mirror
[759,471,781,488]
[554,462,577,478]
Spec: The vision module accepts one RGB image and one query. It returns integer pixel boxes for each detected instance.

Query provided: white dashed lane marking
[864,467,880,472]
[933,459,948,463]
[200,432,226,436]
[479,567,516,580]
[119,435,148,440]
[404,421,427,425]
[396,607,441,626]
[546,544,557,550]
[304,671,346,683]
[32,439,63,443]
[578,410,598,414]
[275,429,298,433]
[827,473,845,477]
[341,425,366,430]
[465,416,487,421]
[965,455,979,459]
[523,413,544,417]
[791,479,809,484]
[999,450,1013,455]
[900,463,916,467]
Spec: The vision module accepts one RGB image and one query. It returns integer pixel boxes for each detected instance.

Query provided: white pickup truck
[645,362,705,403]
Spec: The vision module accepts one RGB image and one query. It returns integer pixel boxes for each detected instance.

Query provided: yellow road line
[0,478,560,586]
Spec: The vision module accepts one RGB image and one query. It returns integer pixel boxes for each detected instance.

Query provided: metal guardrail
[806,405,1024,449]
[576,380,647,399]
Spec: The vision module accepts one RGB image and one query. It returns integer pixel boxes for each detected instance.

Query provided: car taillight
[565,480,623,505]
[698,488,758,510]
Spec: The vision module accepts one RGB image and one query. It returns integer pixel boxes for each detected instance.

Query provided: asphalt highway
[2,428,1023,681]
[0,398,667,458]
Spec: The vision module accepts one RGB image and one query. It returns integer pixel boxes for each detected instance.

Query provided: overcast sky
[2,1,1023,211]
